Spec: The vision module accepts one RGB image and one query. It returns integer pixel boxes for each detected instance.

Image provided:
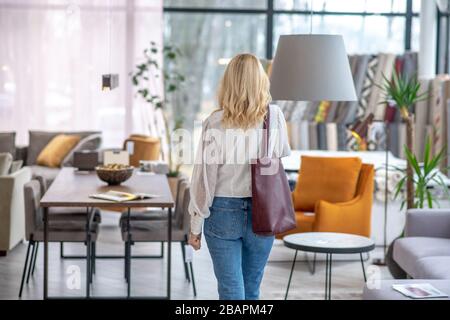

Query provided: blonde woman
[188,53,291,300]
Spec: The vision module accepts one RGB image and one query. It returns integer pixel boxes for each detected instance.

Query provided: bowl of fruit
[95,163,134,185]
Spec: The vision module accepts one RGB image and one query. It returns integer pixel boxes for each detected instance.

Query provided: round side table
[283,232,375,300]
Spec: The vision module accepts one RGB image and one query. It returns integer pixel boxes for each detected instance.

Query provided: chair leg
[189,261,197,297]
[127,240,132,297]
[19,241,32,298]
[180,242,190,282]
[160,241,164,258]
[91,242,96,275]
[60,242,64,258]
[26,242,36,284]
[305,252,316,275]
[31,242,39,275]
[124,243,128,281]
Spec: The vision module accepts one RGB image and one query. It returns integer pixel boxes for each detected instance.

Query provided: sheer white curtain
[0,0,163,147]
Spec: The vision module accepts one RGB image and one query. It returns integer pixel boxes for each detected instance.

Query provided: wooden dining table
[39,167,174,299]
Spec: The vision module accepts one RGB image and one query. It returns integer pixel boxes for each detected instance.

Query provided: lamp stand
[373,122,389,266]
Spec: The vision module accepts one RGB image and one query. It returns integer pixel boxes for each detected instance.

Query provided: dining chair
[118,175,188,267]
[19,180,100,298]
[119,182,197,296]
[34,174,102,259]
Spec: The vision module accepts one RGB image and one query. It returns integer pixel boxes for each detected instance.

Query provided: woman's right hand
[188,232,202,250]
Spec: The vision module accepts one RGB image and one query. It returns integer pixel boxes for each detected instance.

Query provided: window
[165,0,267,9]
[274,15,406,54]
[164,12,266,122]
[164,0,420,120]
[274,0,407,12]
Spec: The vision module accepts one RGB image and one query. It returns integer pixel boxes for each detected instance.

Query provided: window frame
[163,0,418,59]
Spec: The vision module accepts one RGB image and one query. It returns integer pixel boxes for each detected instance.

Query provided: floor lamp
[269,34,357,268]
[372,103,397,266]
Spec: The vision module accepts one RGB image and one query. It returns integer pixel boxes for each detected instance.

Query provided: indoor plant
[378,68,428,209]
[130,42,185,196]
[393,138,449,210]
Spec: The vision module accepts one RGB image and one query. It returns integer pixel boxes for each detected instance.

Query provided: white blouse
[188,104,291,235]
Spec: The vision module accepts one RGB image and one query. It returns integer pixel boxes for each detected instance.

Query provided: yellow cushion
[293,156,362,212]
[36,134,81,168]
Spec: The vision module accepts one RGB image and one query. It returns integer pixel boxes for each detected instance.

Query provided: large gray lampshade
[270,34,357,102]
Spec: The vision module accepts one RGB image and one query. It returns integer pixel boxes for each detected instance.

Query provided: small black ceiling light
[102,74,119,91]
[102,0,118,91]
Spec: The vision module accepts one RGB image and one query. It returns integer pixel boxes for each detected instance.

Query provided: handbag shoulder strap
[262,105,270,157]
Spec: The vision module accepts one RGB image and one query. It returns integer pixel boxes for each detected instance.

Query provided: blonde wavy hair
[218,53,271,129]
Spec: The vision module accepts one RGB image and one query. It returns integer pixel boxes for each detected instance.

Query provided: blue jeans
[204,197,274,300]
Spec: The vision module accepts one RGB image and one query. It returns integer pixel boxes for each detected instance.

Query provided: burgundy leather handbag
[251,107,296,236]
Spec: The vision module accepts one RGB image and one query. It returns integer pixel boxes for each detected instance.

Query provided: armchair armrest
[314,194,372,237]
[0,167,32,251]
[405,209,450,238]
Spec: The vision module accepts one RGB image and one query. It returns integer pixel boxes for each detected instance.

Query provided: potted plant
[378,68,428,209]
[130,42,186,197]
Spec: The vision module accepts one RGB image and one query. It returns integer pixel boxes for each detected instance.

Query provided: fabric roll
[414,79,431,161]
[447,100,450,175]
[298,121,310,150]
[356,55,378,122]
[372,53,396,120]
[430,75,450,156]
[308,122,318,150]
[317,123,327,150]
[338,54,371,124]
[388,123,399,157]
[402,52,418,80]
[326,123,338,151]
[337,124,348,151]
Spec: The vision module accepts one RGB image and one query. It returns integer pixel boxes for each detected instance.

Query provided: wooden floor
[0,212,392,300]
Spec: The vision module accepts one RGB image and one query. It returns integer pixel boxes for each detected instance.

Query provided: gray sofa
[16,131,102,184]
[363,209,450,299]
[393,209,450,279]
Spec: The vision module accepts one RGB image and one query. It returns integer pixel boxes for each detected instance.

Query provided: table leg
[43,207,48,300]
[167,207,172,300]
[360,253,367,282]
[126,207,131,298]
[86,207,91,298]
[284,249,298,300]
[324,253,328,300]
[328,253,333,300]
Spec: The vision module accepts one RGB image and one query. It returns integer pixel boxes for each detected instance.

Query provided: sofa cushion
[36,134,81,168]
[30,165,60,184]
[415,256,450,279]
[0,132,15,157]
[393,237,450,278]
[62,133,102,167]
[27,131,100,165]
[0,152,13,176]
[9,160,23,174]
[293,156,362,211]
[363,279,450,300]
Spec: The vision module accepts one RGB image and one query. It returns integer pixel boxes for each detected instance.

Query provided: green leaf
[404,144,421,175]
[167,84,177,92]
[426,189,433,208]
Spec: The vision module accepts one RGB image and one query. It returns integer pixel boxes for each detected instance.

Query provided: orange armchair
[278,157,374,239]
[123,134,160,167]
